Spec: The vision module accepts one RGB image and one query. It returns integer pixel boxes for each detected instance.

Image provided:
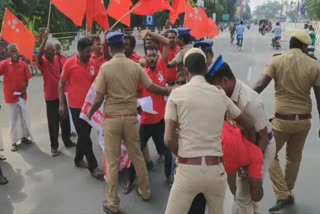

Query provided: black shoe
[21,137,32,144]
[75,160,88,169]
[91,168,104,180]
[146,160,154,171]
[269,195,294,212]
[64,140,76,148]
[122,180,136,194]
[51,149,61,157]
[11,143,18,152]
[0,175,8,185]
[102,200,119,214]
[0,154,6,161]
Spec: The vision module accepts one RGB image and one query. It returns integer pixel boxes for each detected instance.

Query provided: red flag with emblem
[207,18,219,38]
[51,0,86,26]
[1,9,36,60]
[169,0,186,24]
[86,0,109,31]
[184,2,209,39]
[107,0,132,27]
[132,0,173,15]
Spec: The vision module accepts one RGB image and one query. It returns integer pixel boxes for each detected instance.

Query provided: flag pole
[109,2,143,31]
[183,0,189,27]
[47,2,52,30]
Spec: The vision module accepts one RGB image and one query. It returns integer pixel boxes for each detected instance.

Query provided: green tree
[305,0,320,19]
[253,1,282,19]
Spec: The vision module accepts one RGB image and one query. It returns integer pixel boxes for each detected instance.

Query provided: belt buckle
[295,114,299,121]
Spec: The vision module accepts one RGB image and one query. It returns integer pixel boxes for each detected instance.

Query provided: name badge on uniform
[90,66,95,76]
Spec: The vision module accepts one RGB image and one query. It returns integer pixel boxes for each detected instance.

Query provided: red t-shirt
[37,55,61,101]
[91,53,107,70]
[57,54,67,72]
[128,52,142,63]
[61,55,99,109]
[163,45,180,84]
[138,63,166,125]
[222,122,264,179]
[0,59,32,103]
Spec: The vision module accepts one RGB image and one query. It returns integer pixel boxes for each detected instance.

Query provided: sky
[249,0,282,10]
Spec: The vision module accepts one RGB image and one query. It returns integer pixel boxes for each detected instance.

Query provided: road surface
[1,26,320,214]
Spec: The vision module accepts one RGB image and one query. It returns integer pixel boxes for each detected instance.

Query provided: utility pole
[295,0,300,26]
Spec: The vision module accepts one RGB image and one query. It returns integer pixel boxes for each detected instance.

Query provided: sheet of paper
[138,96,158,115]
[13,91,22,96]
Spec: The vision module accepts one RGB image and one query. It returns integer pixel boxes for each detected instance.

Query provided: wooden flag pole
[47,2,52,30]
[109,2,142,31]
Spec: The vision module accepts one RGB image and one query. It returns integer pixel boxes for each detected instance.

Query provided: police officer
[167,28,193,85]
[206,55,276,214]
[164,48,255,214]
[87,32,170,214]
[253,31,320,212]
[194,39,214,69]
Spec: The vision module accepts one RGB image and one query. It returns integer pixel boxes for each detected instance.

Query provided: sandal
[0,175,8,185]
[0,155,6,161]
[11,144,18,152]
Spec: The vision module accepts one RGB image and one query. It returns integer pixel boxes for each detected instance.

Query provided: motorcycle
[272,37,281,49]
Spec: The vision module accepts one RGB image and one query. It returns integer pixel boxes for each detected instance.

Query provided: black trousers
[188,193,206,214]
[70,108,98,173]
[128,120,172,182]
[46,98,71,150]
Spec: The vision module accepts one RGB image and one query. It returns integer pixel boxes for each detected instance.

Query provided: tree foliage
[253,1,282,19]
[305,0,320,19]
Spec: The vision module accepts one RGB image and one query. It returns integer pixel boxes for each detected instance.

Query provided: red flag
[169,0,186,24]
[1,9,36,60]
[207,18,219,38]
[86,0,109,31]
[107,0,133,27]
[184,2,209,39]
[132,0,173,15]
[51,0,86,26]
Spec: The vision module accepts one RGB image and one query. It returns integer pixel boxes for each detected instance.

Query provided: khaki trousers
[104,117,150,213]
[269,118,311,200]
[165,162,226,214]
[232,140,276,214]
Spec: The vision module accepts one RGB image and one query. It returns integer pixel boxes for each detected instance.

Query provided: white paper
[138,96,158,114]
[13,91,22,96]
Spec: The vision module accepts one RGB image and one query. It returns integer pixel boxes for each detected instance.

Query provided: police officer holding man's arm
[87,32,170,214]
[164,48,256,214]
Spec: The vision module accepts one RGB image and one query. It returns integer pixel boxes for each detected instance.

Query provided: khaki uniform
[230,79,276,214]
[95,53,152,213]
[263,49,320,200]
[164,76,241,214]
[170,44,192,82]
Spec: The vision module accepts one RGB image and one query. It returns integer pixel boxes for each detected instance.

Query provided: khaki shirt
[170,44,193,82]
[95,53,153,114]
[231,79,271,133]
[264,49,320,114]
[165,75,241,158]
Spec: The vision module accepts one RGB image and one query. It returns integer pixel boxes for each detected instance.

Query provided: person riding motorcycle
[272,22,282,48]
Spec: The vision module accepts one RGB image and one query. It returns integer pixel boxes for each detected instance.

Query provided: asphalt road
[1,26,320,214]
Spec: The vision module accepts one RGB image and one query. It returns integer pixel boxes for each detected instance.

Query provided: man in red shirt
[37,31,75,157]
[0,44,33,152]
[138,29,180,85]
[90,36,107,70]
[54,40,77,137]
[123,46,173,193]
[58,38,103,180]
[124,35,142,63]
[188,122,264,214]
